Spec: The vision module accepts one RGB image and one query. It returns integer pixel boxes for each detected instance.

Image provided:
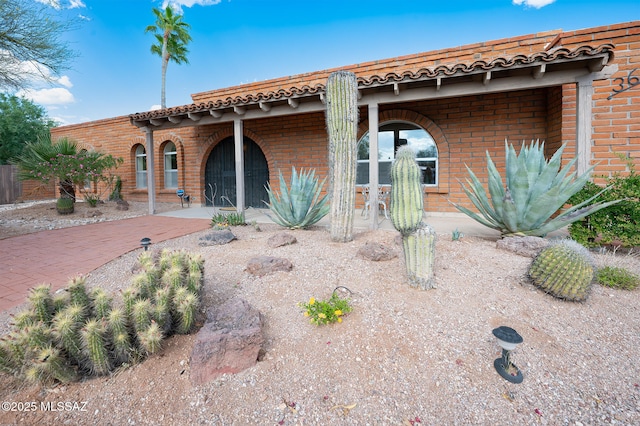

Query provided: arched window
[357,121,438,186]
[135,145,147,189]
[163,142,178,188]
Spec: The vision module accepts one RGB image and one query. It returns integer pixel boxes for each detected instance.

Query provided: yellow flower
[334,310,342,316]
[309,297,315,305]
[318,313,326,319]
[304,311,310,317]
[337,317,342,323]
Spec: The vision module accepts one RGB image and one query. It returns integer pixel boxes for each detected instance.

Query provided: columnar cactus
[390,146,436,289]
[326,70,358,243]
[390,146,424,235]
[528,239,594,301]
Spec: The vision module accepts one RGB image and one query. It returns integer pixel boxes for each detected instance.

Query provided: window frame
[163,142,178,189]
[135,145,147,189]
[356,121,439,187]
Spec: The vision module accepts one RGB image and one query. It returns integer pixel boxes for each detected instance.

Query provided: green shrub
[596,266,640,290]
[569,155,640,248]
[299,292,352,325]
[211,211,245,228]
[84,193,100,207]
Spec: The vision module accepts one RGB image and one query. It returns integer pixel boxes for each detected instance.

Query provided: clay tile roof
[129,43,614,123]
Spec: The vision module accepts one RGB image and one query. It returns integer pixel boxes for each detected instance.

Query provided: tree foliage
[145,6,192,109]
[13,136,123,201]
[0,0,76,91]
[0,93,57,164]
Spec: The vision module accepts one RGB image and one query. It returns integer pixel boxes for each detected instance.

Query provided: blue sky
[14,0,640,126]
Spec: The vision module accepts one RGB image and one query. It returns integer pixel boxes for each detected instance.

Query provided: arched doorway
[204,137,269,208]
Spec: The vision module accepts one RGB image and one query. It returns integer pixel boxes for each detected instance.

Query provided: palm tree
[145,6,192,109]
[15,136,79,200]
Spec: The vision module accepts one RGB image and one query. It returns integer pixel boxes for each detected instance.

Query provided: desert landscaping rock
[190,298,265,386]
[245,256,293,276]
[198,229,236,246]
[115,199,129,210]
[0,201,639,425]
[357,241,398,261]
[267,232,297,248]
[496,235,550,257]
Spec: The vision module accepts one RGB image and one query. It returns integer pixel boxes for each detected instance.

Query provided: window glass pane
[356,121,438,186]
[163,142,178,188]
[135,145,147,188]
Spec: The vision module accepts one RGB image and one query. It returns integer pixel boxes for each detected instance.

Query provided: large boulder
[190,298,265,386]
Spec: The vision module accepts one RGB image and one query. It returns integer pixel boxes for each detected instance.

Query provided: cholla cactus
[173,287,197,334]
[137,321,163,355]
[91,288,112,319]
[0,249,204,384]
[389,146,436,289]
[51,309,84,366]
[33,346,76,384]
[528,239,594,301]
[81,319,111,375]
[28,285,53,323]
[67,275,91,311]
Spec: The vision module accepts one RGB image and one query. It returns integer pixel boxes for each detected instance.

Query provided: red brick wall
[48,21,640,215]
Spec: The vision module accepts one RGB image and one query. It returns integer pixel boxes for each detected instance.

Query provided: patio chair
[361,184,389,219]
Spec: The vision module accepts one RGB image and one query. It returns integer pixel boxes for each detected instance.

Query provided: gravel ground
[0,202,639,425]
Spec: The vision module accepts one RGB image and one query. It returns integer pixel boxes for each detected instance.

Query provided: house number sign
[608,68,639,100]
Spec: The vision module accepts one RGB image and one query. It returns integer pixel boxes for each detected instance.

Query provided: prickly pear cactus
[326,70,358,243]
[390,146,424,235]
[528,239,594,301]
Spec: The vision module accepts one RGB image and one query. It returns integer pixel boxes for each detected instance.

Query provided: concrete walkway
[0,205,505,313]
[0,216,210,312]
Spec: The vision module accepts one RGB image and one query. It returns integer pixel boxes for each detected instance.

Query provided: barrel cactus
[326,70,358,242]
[390,146,436,289]
[528,239,594,301]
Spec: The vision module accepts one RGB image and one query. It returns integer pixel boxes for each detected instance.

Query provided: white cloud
[35,0,60,9]
[56,75,73,88]
[513,0,556,8]
[35,0,86,10]
[17,87,75,105]
[161,0,222,13]
[68,0,86,9]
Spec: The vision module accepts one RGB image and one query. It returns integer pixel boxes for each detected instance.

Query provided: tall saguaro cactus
[326,70,358,242]
[390,146,436,289]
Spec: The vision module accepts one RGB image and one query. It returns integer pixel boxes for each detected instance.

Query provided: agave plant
[454,140,620,237]
[264,167,330,229]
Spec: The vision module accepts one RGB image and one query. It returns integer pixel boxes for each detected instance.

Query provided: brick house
[50,20,640,228]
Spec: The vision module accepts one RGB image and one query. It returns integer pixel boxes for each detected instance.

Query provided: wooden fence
[0,165,22,205]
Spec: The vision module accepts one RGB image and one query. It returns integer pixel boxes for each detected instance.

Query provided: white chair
[361,184,389,219]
